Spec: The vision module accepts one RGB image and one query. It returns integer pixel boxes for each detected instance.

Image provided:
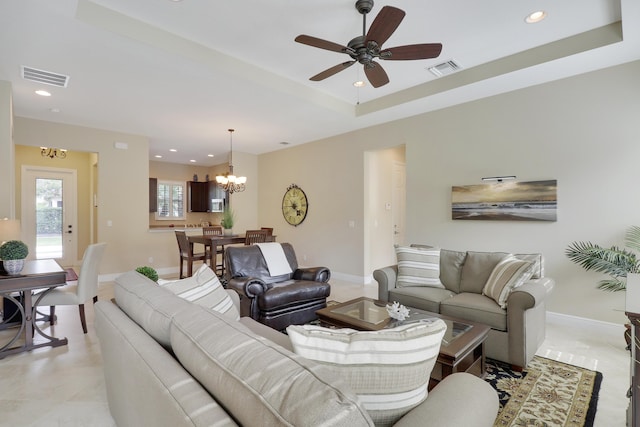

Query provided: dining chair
[260,227,274,237]
[203,226,225,275]
[244,229,268,245]
[35,242,107,334]
[175,230,209,278]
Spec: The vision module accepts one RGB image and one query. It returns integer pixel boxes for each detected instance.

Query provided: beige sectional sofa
[95,270,499,426]
[374,247,555,369]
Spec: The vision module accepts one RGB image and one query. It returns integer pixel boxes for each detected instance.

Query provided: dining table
[188,233,275,275]
[0,259,68,359]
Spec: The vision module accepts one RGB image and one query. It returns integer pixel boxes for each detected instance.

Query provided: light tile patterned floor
[0,279,629,426]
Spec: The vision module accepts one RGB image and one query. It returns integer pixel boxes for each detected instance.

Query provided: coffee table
[316,297,490,388]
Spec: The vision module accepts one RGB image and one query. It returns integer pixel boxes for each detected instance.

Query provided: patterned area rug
[485,356,602,427]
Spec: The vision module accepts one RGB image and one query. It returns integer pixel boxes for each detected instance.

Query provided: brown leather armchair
[225,243,331,330]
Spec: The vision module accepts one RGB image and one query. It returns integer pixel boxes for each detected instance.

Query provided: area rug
[485,356,602,427]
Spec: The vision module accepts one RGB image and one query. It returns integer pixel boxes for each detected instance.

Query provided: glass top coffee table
[316,297,490,387]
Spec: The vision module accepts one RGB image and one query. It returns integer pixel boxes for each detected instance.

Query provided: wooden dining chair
[244,229,268,245]
[203,226,225,275]
[260,227,274,237]
[175,230,209,278]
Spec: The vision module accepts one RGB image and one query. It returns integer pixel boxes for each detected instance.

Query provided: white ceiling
[0,0,638,165]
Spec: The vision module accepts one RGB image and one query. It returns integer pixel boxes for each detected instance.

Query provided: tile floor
[0,278,631,426]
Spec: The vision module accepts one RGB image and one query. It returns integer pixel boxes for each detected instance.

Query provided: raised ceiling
[0,0,638,165]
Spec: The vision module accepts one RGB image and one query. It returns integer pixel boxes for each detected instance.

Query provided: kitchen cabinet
[149,178,157,213]
[188,181,209,212]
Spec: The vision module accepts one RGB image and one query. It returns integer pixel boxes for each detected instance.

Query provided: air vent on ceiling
[21,66,69,88]
[427,60,461,78]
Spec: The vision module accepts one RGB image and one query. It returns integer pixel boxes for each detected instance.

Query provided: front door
[21,166,77,266]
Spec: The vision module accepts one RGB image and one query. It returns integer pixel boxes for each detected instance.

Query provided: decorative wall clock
[282,184,308,226]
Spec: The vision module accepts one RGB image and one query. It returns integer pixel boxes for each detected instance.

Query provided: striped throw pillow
[160,264,240,320]
[482,256,534,309]
[395,246,444,288]
[287,320,447,427]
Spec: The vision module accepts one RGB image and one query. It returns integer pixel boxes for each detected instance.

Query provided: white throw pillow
[160,264,240,320]
[395,246,444,288]
[287,320,447,427]
[482,256,534,309]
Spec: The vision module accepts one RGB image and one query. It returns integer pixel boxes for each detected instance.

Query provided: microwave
[210,199,224,212]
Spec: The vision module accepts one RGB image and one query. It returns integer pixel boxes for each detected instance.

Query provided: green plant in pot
[566,226,640,349]
[221,207,235,236]
[136,266,158,282]
[565,225,640,292]
[0,240,29,275]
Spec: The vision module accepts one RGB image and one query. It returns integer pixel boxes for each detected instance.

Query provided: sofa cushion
[514,253,544,279]
[439,249,467,293]
[287,320,447,427]
[459,251,509,294]
[395,246,444,288]
[170,305,374,427]
[115,270,193,348]
[159,264,240,321]
[440,293,506,331]
[389,287,454,314]
[482,256,534,309]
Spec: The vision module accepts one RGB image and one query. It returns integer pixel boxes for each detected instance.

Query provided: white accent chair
[35,242,107,333]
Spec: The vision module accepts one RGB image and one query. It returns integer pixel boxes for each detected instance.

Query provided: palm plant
[565,226,640,291]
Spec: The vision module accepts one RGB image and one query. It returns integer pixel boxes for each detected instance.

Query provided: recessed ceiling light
[49,108,60,113]
[35,90,51,96]
[189,159,196,163]
[207,154,214,157]
[154,155,162,158]
[525,10,547,24]
[169,149,177,152]
[353,80,366,87]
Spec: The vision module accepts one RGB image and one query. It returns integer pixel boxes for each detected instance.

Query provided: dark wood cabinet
[628,311,640,427]
[149,178,158,213]
[188,181,209,212]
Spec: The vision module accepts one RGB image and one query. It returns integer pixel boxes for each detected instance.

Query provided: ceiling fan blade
[295,35,350,54]
[364,62,389,88]
[310,61,356,81]
[365,6,405,47]
[381,43,443,60]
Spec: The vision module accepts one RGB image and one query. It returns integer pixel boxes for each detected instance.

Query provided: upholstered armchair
[225,243,331,330]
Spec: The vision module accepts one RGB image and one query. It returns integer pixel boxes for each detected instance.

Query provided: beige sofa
[95,271,499,426]
[374,248,555,369]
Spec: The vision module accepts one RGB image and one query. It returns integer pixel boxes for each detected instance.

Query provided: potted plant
[566,225,640,348]
[0,240,29,275]
[565,225,640,292]
[135,266,158,282]
[221,207,235,236]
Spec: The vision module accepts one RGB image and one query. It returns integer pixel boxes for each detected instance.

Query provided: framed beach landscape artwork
[451,180,557,221]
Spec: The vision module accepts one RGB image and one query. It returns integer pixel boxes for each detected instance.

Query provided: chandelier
[215,129,246,194]
[40,147,67,159]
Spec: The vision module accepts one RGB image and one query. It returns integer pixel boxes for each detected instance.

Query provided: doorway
[21,166,78,266]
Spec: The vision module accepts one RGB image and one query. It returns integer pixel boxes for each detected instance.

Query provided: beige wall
[13,117,155,274]
[258,60,640,324]
[0,81,14,219]
[14,145,93,262]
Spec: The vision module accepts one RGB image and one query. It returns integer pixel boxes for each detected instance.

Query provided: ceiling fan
[295,0,442,88]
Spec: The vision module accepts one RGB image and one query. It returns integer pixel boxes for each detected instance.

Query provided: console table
[0,259,67,358]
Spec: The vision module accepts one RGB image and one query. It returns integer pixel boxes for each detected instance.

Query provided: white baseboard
[546,311,625,336]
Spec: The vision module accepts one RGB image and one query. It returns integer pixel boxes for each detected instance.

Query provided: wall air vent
[21,66,69,88]
[427,60,461,77]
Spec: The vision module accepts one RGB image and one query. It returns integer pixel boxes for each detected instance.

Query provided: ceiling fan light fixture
[525,11,547,24]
